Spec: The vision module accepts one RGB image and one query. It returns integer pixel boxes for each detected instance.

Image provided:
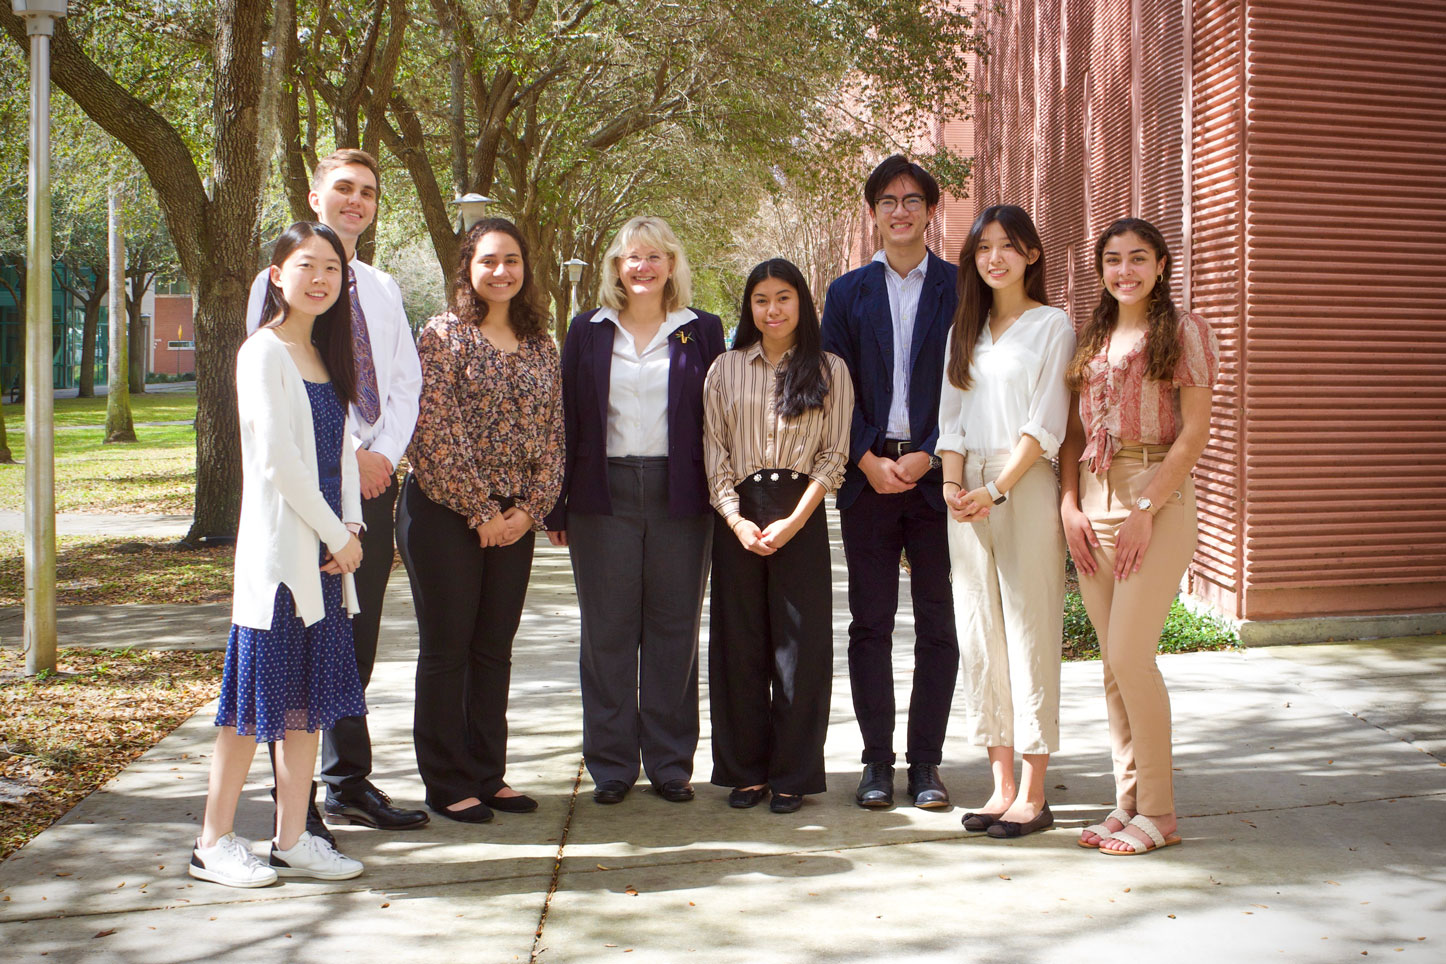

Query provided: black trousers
[396,475,535,807]
[839,482,958,766]
[709,474,833,795]
[319,474,396,796]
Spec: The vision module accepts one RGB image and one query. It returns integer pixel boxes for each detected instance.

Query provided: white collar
[590,305,699,333]
[872,249,928,281]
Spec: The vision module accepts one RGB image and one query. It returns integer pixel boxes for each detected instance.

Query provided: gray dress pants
[568,457,711,787]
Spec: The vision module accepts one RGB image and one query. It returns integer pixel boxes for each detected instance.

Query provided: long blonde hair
[596,216,693,311]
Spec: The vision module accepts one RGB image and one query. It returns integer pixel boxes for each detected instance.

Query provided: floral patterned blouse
[408,312,564,530]
[1079,311,1220,474]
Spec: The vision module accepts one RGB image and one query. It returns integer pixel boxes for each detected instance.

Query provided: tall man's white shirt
[246,258,422,470]
[872,249,927,440]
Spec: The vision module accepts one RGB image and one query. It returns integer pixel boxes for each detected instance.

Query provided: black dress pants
[396,474,535,807]
[839,483,958,766]
[709,474,833,796]
[320,474,396,797]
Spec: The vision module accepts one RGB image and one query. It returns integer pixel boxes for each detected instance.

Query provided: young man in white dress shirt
[245,149,427,836]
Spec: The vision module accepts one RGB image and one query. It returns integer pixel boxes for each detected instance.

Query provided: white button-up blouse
[592,306,697,458]
[936,305,1077,460]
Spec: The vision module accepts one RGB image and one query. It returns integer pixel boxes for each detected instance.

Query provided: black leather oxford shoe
[592,780,630,805]
[324,786,430,830]
[906,764,950,810]
[855,762,895,808]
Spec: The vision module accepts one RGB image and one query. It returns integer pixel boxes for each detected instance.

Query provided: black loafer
[906,764,950,810]
[653,779,695,803]
[727,786,768,809]
[324,786,430,830]
[855,763,895,808]
[427,799,494,824]
[273,782,336,846]
[961,811,1002,833]
[592,780,630,805]
[986,803,1054,838]
[769,792,804,814]
[483,791,538,813]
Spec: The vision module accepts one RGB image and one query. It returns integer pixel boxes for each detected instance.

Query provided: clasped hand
[947,486,993,524]
[732,515,802,556]
[476,506,534,548]
[320,533,363,575]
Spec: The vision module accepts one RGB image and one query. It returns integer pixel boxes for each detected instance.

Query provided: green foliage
[1062,591,1240,662]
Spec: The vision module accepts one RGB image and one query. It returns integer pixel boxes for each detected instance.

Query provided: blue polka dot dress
[216,380,368,743]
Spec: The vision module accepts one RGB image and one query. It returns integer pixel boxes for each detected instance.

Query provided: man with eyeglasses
[821,155,959,811]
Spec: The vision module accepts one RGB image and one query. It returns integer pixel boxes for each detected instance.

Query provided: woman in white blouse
[938,205,1076,839]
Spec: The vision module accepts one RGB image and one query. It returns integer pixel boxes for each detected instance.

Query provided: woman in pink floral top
[1059,218,1219,856]
[396,218,563,824]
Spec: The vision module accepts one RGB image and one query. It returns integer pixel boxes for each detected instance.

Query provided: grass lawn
[0,391,197,515]
[0,646,224,861]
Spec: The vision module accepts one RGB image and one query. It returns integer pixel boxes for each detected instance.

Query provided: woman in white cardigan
[191,223,369,889]
[938,205,1076,839]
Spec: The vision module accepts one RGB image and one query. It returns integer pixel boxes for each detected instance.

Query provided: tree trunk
[105,183,136,443]
[77,284,103,397]
[125,278,147,394]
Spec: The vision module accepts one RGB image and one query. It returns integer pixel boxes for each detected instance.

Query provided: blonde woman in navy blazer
[544,216,725,806]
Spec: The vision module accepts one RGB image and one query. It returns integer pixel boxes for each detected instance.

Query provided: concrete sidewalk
[0,522,1443,963]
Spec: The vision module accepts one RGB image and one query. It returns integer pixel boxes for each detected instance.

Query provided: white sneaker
[269,830,364,880]
[189,832,278,888]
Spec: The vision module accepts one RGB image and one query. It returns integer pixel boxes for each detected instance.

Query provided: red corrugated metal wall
[1237,0,1446,618]
[974,0,1446,623]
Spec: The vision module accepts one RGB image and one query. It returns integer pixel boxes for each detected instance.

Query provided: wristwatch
[1134,496,1155,514]
[928,454,942,471]
[985,481,1008,505]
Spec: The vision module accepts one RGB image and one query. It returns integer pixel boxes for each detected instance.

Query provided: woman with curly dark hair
[1059,218,1219,856]
[396,218,563,823]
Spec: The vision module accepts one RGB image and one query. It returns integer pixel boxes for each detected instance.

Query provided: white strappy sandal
[1078,808,1131,849]
[1098,814,1183,856]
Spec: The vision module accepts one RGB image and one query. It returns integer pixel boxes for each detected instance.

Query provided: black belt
[879,439,915,459]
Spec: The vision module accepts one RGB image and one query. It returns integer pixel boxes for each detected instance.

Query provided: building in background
[149,277,194,378]
[962,0,1445,640]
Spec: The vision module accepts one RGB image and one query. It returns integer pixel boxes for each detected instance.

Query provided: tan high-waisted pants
[947,455,1064,755]
[1076,445,1197,815]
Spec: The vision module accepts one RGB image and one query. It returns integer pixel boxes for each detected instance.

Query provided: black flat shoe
[986,803,1054,838]
[652,779,695,803]
[592,780,629,805]
[483,791,538,814]
[427,800,494,824]
[961,811,1003,833]
[727,786,768,809]
[769,792,804,814]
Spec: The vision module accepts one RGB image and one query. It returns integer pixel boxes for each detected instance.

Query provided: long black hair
[948,204,1047,390]
[258,221,357,406]
[452,217,548,338]
[732,258,830,418]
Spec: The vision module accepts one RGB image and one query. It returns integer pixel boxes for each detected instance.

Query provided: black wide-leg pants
[708,474,833,796]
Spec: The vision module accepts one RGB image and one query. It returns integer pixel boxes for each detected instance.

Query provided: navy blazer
[544,307,726,530]
[819,250,958,513]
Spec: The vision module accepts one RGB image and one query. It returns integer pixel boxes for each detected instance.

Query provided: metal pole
[20,3,63,675]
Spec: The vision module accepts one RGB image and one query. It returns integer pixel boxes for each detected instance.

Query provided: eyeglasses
[623,254,668,267]
[875,194,927,214]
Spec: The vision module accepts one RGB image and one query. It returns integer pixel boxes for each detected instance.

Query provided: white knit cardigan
[231,329,363,629]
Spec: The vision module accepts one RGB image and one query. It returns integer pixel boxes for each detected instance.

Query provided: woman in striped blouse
[702,258,852,814]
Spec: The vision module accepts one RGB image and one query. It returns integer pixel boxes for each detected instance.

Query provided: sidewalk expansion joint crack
[530,757,584,964]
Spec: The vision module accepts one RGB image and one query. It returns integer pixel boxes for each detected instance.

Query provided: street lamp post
[560,258,588,344]
[15,0,67,676]
[452,192,495,232]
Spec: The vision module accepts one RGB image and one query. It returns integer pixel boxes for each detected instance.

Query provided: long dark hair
[452,217,547,338]
[947,205,1047,390]
[732,258,830,418]
[1065,217,1181,391]
[258,221,357,406]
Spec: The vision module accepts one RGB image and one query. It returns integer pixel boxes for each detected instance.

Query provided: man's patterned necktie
[348,275,382,424]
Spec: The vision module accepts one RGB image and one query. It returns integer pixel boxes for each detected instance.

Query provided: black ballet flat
[483,791,538,814]
[728,786,769,809]
[427,800,494,824]
[769,792,804,814]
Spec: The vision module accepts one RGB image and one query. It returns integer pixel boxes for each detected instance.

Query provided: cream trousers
[947,455,1064,755]
[1076,446,1197,815]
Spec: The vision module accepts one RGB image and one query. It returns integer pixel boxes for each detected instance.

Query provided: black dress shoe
[769,792,804,814]
[961,811,1002,833]
[483,791,538,813]
[324,786,430,830]
[906,764,950,810]
[855,762,895,808]
[427,799,494,824]
[592,780,630,805]
[273,782,336,847]
[728,786,769,809]
[986,803,1055,838]
[653,779,695,803]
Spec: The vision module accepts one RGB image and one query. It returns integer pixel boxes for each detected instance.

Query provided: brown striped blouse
[702,343,853,521]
